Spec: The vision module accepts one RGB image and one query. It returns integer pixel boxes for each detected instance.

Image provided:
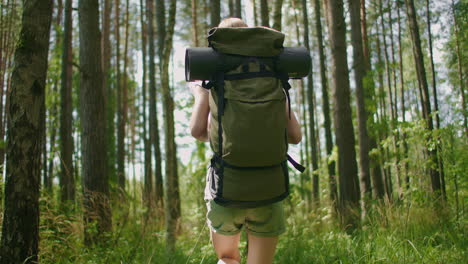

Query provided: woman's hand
[188,81,208,98]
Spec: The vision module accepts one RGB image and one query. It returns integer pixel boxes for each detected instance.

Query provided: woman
[189,17,302,264]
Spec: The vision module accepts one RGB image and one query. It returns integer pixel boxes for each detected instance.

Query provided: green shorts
[206,200,286,237]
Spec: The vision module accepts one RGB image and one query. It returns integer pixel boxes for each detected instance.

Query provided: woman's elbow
[288,133,302,145]
[190,126,208,142]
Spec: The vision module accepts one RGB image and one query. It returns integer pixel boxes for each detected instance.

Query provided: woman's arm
[286,102,302,145]
[189,83,210,142]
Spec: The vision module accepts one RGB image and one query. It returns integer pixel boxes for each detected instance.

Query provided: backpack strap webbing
[211,154,305,173]
[287,154,306,173]
[212,154,286,170]
[215,71,225,197]
[224,71,276,80]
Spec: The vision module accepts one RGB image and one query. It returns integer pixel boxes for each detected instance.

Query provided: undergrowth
[36,193,466,264]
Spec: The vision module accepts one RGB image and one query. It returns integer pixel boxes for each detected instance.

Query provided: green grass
[37,196,467,264]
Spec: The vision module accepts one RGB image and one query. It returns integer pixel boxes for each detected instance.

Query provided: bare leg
[211,231,241,264]
[246,234,278,264]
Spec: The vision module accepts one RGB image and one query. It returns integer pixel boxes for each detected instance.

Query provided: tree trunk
[360,0,385,201]
[404,0,442,199]
[425,0,446,200]
[375,21,392,201]
[47,115,56,188]
[103,0,116,187]
[78,0,112,245]
[235,0,242,18]
[146,0,163,208]
[260,0,269,27]
[43,124,49,190]
[192,0,199,46]
[0,0,17,182]
[229,0,234,16]
[115,0,126,190]
[60,0,75,203]
[397,1,410,191]
[210,0,220,27]
[378,0,399,201]
[348,0,371,215]
[379,0,395,122]
[324,0,360,230]
[272,0,283,31]
[451,0,466,136]
[141,0,152,210]
[118,0,130,191]
[388,1,398,122]
[301,0,319,208]
[0,0,52,262]
[156,0,180,252]
[47,82,58,191]
[387,0,403,198]
[252,0,258,26]
[313,0,337,207]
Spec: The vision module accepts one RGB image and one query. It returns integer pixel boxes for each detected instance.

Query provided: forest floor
[35,194,467,264]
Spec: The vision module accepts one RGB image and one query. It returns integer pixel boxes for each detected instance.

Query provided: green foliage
[35,179,467,264]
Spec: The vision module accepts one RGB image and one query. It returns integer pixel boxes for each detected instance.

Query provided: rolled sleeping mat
[185,47,311,81]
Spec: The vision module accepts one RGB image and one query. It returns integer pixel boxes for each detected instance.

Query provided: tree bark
[360,0,385,201]
[116,0,126,190]
[192,0,199,46]
[228,0,235,17]
[301,0,319,208]
[79,0,112,244]
[324,0,360,229]
[313,0,337,207]
[404,0,442,199]
[0,0,17,181]
[141,0,152,210]
[103,0,116,187]
[451,0,466,136]
[156,0,180,252]
[272,0,283,31]
[0,0,52,262]
[397,2,410,191]
[260,0,269,27]
[153,0,165,209]
[252,0,258,26]
[378,1,399,200]
[60,0,75,202]
[375,19,393,201]
[147,0,163,208]
[210,0,220,27]
[425,0,446,200]
[235,0,242,18]
[379,0,395,122]
[43,122,49,190]
[47,82,58,191]
[387,0,403,198]
[348,0,371,215]
[229,0,234,16]
[118,0,130,191]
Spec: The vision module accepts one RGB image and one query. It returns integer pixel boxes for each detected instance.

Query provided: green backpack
[203,27,305,208]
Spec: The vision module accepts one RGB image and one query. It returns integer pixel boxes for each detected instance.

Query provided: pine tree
[324,0,361,229]
[0,0,53,261]
[79,0,112,244]
[60,0,75,202]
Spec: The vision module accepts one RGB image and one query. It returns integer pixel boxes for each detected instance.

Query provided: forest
[0,0,466,263]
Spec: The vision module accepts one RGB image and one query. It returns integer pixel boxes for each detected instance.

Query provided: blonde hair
[218,17,248,28]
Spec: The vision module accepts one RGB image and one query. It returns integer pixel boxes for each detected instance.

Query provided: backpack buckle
[202,80,214,90]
